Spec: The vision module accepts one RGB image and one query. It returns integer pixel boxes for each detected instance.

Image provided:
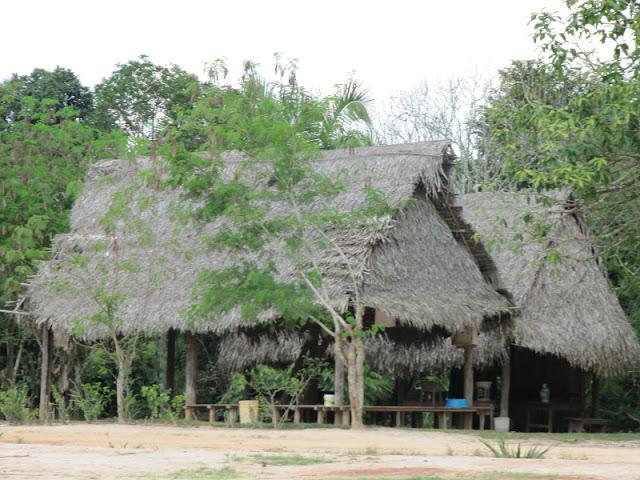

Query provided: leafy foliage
[0,384,34,424]
[477,0,640,429]
[481,437,550,459]
[71,382,112,421]
[94,55,200,140]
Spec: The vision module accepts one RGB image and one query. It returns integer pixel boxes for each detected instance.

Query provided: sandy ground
[1,423,639,479]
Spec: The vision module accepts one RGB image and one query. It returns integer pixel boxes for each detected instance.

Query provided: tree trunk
[334,334,345,407]
[39,327,53,422]
[345,337,365,429]
[165,328,177,396]
[185,331,198,419]
[115,359,128,423]
[500,347,511,418]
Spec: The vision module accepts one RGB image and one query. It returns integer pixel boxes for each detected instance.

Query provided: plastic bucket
[494,416,510,432]
[239,400,259,424]
[323,393,335,406]
[445,398,468,408]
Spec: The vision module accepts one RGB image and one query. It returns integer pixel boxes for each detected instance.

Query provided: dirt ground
[1,423,639,480]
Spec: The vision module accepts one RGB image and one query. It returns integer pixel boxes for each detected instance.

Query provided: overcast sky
[3,0,565,101]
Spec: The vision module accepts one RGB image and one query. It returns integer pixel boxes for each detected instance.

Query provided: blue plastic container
[445,398,469,408]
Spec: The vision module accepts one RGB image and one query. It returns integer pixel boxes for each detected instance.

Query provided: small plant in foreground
[0,385,33,424]
[481,437,549,459]
[72,383,111,421]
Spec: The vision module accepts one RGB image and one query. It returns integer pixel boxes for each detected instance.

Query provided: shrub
[481,437,550,459]
[140,384,170,420]
[72,383,111,421]
[0,385,33,424]
[140,384,186,423]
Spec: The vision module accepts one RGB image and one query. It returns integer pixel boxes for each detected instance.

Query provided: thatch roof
[28,141,511,339]
[454,191,639,376]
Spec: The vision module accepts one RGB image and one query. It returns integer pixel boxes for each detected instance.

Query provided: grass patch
[249,453,333,465]
[436,429,640,443]
[331,477,446,480]
[479,473,558,480]
[169,467,242,479]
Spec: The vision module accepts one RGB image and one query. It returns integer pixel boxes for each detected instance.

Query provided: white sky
[2,0,566,101]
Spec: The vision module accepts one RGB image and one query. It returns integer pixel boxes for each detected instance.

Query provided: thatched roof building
[371,192,640,377]
[28,141,511,339]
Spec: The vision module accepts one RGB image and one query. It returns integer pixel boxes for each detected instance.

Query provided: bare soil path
[1,423,639,479]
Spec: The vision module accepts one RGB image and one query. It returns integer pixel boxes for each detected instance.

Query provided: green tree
[0,70,126,399]
[477,0,640,428]
[1,67,93,125]
[167,60,382,428]
[94,56,200,143]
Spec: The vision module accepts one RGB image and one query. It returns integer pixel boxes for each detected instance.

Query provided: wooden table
[524,401,581,432]
[566,417,608,433]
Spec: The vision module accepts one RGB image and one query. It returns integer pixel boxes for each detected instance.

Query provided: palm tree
[321,78,373,148]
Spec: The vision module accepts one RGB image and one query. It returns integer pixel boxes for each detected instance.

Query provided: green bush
[0,385,33,424]
[72,383,111,421]
[140,384,186,423]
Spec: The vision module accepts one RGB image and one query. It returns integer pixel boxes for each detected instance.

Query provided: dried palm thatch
[28,141,511,339]
[453,191,640,376]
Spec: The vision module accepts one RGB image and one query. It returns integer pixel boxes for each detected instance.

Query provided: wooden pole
[38,327,53,422]
[500,347,511,418]
[591,373,600,418]
[463,346,475,406]
[165,328,177,397]
[185,331,198,420]
[463,346,475,429]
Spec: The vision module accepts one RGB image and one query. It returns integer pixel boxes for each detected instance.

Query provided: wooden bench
[566,417,609,433]
[363,405,493,430]
[273,404,351,426]
[185,403,238,424]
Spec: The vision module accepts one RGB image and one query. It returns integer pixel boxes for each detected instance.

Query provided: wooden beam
[185,331,198,420]
[500,347,511,418]
[165,328,177,397]
[38,327,53,422]
[591,373,600,418]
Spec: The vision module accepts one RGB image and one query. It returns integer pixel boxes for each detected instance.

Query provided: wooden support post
[39,327,53,422]
[165,328,177,396]
[463,345,475,406]
[341,408,351,426]
[443,411,451,429]
[334,409,342,425]
[395,411,403,428]
[271,406,281,424]
[591,373,600,418]
[294,408,302,424]
[185,331,198,420]
[500,348,511,418]
[463,346,475,430]
[317,408,325,424]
